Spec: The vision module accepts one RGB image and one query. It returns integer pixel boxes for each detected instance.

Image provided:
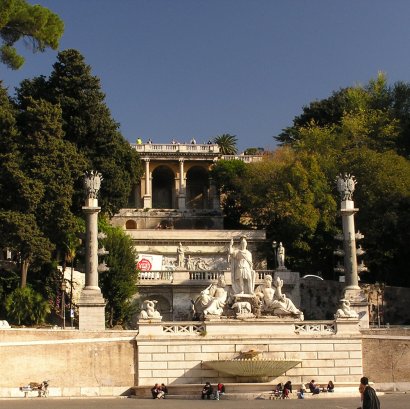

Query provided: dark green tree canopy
[0,0,64,69]
[16,49,143,215]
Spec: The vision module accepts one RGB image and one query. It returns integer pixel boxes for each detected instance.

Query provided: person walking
[357,377,380,409]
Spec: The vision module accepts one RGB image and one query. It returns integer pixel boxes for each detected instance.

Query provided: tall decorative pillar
[336,173,369,328]
[78,171,106,330]
[177,158,186,209]
[143,159,152,208]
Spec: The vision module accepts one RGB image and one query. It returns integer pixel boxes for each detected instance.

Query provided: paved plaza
[1,394,408,409]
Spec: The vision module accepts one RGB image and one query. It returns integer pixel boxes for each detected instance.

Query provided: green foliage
[278,73,410,285]
[210,159,248,228]
[0,0,64,69]
[0,211,53,287]
[0,268,20,317]
[213,133,238,155]
[98,221,138,328]
[244,147,264,155]
[16,49,143,215]
[5,286,50,325]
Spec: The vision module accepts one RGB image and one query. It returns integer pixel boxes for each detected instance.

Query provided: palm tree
[213,134,238,155]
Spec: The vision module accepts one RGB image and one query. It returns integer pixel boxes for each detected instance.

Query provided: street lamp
[61,281,67,329]
[272,241,277,269]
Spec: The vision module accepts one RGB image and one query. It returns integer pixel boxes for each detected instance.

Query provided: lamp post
[272,241,277,269]
[61,281,66,329]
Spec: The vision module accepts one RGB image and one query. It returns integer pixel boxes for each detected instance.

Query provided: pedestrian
[308,379,320,394]
[326,380,334,392]
[151,383,160,399]
[298,382,306,399]
[357,377,380,409]
[215,382,225,400]
[283,380,292,398]
[160,383,168,398]
[201,382,213,399]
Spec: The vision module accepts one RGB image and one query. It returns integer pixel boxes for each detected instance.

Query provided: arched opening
[186,166,209,209]
[152,166,175,209]
[125,220,137,229]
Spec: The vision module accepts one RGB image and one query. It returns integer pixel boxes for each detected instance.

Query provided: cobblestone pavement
[0,394,408,409]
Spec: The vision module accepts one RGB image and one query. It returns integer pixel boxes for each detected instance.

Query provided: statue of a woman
[177,242,184,268]
[229,237,256,295]
[277,242,285,268]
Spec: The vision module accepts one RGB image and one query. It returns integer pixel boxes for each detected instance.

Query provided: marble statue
[232,301,252,315]
[334,298,358,318]
[139,300,162,320]
[185,255,195,270]
[336,173,357,201]
[177,242,185,268]
[255,275,304,320]
[229,236,256,295]
[277,242,285,268]
[193,275,228,318]
[84,170,103,199]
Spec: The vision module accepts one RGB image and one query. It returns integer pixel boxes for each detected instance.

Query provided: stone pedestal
[143,194,152,208]
[78,288,106,330]
[343,288,369,329]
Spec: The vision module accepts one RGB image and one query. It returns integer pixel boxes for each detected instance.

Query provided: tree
[16,49,143,215]
[0,0,64,69]
[213,133,238,155]
[277,73,410,285]
[16,96,86,251]
[0,211,52,287]
[5,286,50,325]
[210,159,248,228]
[99,221,138,328]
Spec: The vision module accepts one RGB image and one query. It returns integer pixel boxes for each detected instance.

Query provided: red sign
[137,258,152,271]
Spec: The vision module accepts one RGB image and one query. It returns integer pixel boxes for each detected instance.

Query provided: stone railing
[138,270,273,283]
[294,321,336,334]
[162,323,205,335]
[137,320,353,337]
[221,154,263,163]
[131,143,220,154]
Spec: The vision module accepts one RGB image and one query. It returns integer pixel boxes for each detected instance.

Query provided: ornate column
[177,158,186,209]
[78,171,106,330]
[143,159,152,208]
[336,174,361,290]
[336,173,369,328]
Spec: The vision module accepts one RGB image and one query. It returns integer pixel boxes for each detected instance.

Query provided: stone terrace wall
[362,328,410,390]
[300,281,410,324]
[0,329,136,397]
[136,320,362,387]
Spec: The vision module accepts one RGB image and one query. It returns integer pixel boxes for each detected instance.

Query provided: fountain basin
[203,359,301,378]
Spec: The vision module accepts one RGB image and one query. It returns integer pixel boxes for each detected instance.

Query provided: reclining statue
[255,275,304,320]
[192,275,228,319]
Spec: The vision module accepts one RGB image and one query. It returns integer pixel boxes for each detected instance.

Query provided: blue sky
[2,0,410,152]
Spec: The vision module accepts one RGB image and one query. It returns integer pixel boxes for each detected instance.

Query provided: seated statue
[193,275,228,318]
[255,275,303,320]
[335,298,358,318]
